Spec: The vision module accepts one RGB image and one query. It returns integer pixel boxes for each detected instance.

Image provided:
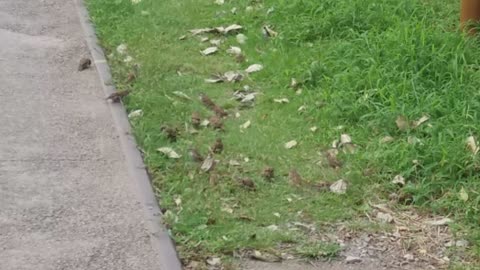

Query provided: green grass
[87,0,480,266]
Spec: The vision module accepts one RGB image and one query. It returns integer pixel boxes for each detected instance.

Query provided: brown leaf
[395,115,409,131]
[200,46,219,56]
[288,169,302,186]
[250,250,282,263]
[106,90,130,103]
[211,138,224,154]
[284,140,297,149]
[78,57,91,71]
[201,155,216,172]
[466,136,479,155]
[412,115,430,128]
[245,64,263,73]
[126,71,136,83]
[261,166,275,181]
[200,94,228,117]
[157,147,182,159]
[380,136,395,144]
[326,149,342,169]
[191,112,201,128]
[329,179,348,194]
[209,173,218,185]
[239,177,256,190]
[262,25,278,38]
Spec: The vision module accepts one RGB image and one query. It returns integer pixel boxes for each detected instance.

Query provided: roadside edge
[74,1,183,269]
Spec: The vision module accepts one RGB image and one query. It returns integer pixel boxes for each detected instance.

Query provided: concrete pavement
[0,0,179,269]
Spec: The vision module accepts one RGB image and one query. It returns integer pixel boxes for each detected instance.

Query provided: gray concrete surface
[0,0,174,269]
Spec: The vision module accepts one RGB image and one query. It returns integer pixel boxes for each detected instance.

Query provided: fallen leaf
[229,160,241,166]
[403,254,414,262]
[240,120,251,129]
[376,212,394,223]
[290,78,300,89]
[285,140,298,149]
[267,7,275,15]
[412,115,430,128]
[245,64,264,73]
[407,136,422,145]
[224,24,243,34]
[273,212,281,218]
[157,147,182,159]
[224,71,244,82]
[298,105,307,112]
[206,257,221,266]
[427,218,452,226]
[262,25,278,38]
[235,112,241,118]
[214,0,224,5]
[221,207,233,214]
[330,179,347,194]
[128,109,143,119]
[241,93,256,103]
[250,250,282,263]
[201,155,216,172]
[392,175,405,186]
[466,136,479,155]
[267,225,278,231]
[310,126,318,132]
[116,43,128,55]
[396,115,409,131]
[174,195,182,206]
[459,187,469,202]
[204,75,224,84]
[326,149,342,168]
[381,136,395,144]
[274,98,289,104]
[189,28,215,35]
[340,134,352,145]
[210,39,222,46]
[123,55,133,63]
[172,91,192,100]
[189,148,204,162]
[456,240,469,247]
[236,33,247,44]
[345,256,362,264]
[201,46,219,56]
[231,7,237,14]
[200,119,210,127]
[227,46,242,55]
[178,35,187,40]
[200,37,209,42]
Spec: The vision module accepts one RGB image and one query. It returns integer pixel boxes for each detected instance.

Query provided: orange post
[461,0,480,34]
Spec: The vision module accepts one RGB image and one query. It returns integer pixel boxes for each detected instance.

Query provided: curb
[74,1,183,270]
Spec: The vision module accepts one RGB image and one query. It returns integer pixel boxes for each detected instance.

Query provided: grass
[86,0,480,267]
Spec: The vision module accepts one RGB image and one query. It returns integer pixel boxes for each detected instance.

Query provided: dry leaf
[241,93,256,103]
[245,64,264,73]
[326,149,342,168]
[262,25,278,38]
[240,120,251,129]
[157,147,182,159]
[466,136,479,155]
[214,0,224,5]
[201,155,216,172]
[396,115,409,131]
[200,119,210,127]
[206,257,221,266]
[210,39,222,46]
[227,46,242,55]
[128,109,143,119]
[204,75,224,83]
[224,71,244,82]
[330,179,347,194]
[200,37,209,42]
[250,250,282,263]
[178,35,187,40]
[285,140,298,149]
[229,160,241,166]
[412,115,430,128]
[427,218,452,226]
[459,187,469,202]
[189,148,204,162]
[381,136,395,144]
[310,126,318,132]
[236,33,247,44]
[116,43,128,55]
[189,28,215,35]
[201,46,219,56]
[298,105,307,112]
[235,112,241,118]
[224,24,243,34]
[174,195,182,206]
[266,225,278,231]
[172,91,192,100]
[274,98,289,104]
[392,175,405,186]
[345,256,362,264]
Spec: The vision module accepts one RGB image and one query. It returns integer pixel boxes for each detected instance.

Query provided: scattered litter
[285,140,298,149]
[240,120,251,129]
[116,44,128,55]
[392,175,405,186]
[157,147,182,159]
[396,115,409,131]
[206,257,221,266]
[227,46,242,55]
[201,46,219,56]
[128,109,143,119]
[274,98,289,104]
[412,115,430,128]
[310,126,318,132]
[245,64,263,73]
[330,179,347,194]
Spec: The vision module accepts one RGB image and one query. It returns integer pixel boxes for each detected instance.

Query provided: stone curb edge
[74,1,183,269]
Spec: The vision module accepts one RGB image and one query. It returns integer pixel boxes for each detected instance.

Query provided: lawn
[86,0,480,268]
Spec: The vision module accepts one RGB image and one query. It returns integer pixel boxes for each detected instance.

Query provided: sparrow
[126,72,136,83]
[289,169,302,186]
[191,112,202,128]
[189,148,204,163]
[326,149,342,169]
[238,177,256,191]
[213,105,228,117]
[106,90,130,103]
[261,166,274,181]
[78,57,91,71]
[200,93,216,110]
[211,138,224,154]
[209,115,224,130]
[160,125,179,142]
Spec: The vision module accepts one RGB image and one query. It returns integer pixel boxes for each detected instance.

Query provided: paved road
[0,0,167,269]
